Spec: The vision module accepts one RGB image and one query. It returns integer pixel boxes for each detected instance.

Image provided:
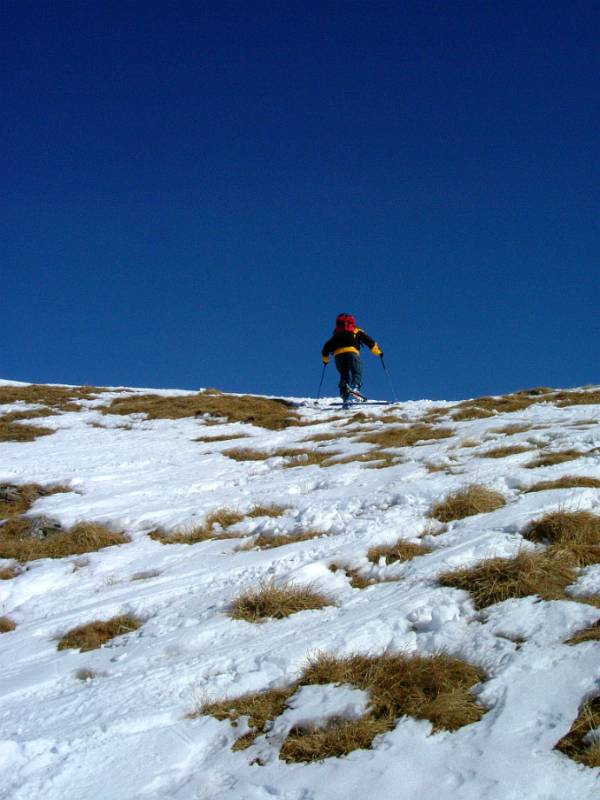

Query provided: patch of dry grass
[419,407,449,423]
[0,564,20,580]
[425,462,451,473]
[555,696,600,767]
[228,580,334,622]
[438,550,578,609]
[280,715,391,762]
[430,484,506,522]
[367,539,432,565]
[0,407,55,423]
[488,423,535,436]
[480,445,533,459]
[452,389,552,418]
[197,650,487,759]
[451,407,495,421]
[238,530,327,550]
[101,392,300,430]
[0,384,106,408]
[57,614,142,652]
[222,447,340,468]
[0,482,71,519]
[525,476,600,493]
[0,519,129,562]
[0,385,107,438]
[301,432,343,443]
[0,420,56,442]
[329,563,401,589]
[523,511,600,566]
[0,616,16,633]
[358,424,454,448]
[328,450,398,469]
[566,620,600,645]
[194,433,250,443]
[245,505,288,518]
[555,389,600,407]
[194,687,296,748]
[525,450,586,469]
[150,509,246,544]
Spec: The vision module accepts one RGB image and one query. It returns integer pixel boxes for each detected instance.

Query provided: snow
[1,384,600,798]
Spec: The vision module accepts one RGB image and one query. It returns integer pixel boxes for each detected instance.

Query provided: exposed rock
[0,485,23,505]
[26,516,64,541]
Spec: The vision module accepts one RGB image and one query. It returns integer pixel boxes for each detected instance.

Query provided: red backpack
[335,313,356,332]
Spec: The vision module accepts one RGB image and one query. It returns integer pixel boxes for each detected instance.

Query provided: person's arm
[321,337,334,364]
[357,329,383,357]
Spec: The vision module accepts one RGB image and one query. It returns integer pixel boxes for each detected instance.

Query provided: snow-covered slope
[1,384,600,799]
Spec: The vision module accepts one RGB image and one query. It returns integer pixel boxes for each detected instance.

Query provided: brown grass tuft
[523,511,600,566]
[0,616,16,633]
[0,384,106,409]
[480,445,533,459]
[222,447,341,468]
[302,432,343,443]
[328,450,398,469]
[438,550,577,609]
[0,519,129,562]
[566,620,600,645]
[245,505,288,518]
[198,650,487,760]
[101,392,299,430]
[0,482,71,519]
[555,389,600,408]
[555,696,600,767]
[238,530,327,550]
[329,563,400,589]
[195,687,296,749]
[358,424,454,449]
[298,651,486,744]
[280,715,391,762]
[525,450,585,469]
[0,564,20,580]
[228,580,334,622]
[451,407,495,421]
[525,476,600,493]
[0,420,56,442]
[0,407,55,423]
[150,509,245,545]
[453,392,543,417]
[57,614,142,652]
[430,484,506,522]
[194,433,249,443]
[490,423,534,435]
[367,539,432,565]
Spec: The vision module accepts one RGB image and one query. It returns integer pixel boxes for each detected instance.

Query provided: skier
[321,313,383,407]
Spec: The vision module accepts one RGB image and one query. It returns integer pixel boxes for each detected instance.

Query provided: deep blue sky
[2,1,598,401]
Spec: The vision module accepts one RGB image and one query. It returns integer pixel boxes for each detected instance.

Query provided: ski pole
[380,356,398,403]
[316,362,327,399]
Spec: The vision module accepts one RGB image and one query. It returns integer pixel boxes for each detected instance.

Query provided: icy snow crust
[1,385,600,799]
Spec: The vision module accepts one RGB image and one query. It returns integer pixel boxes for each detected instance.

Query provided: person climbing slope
[321,313,383,406]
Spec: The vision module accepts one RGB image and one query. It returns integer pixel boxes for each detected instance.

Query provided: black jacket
[322,328,379,359]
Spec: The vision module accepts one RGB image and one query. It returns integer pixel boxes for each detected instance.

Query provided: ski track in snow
[1,384,600,798]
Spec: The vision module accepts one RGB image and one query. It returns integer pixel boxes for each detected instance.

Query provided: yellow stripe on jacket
[333,346,360,356]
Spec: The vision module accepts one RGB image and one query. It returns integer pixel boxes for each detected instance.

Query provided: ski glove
[371,344,383,357]
[322,355,330,364]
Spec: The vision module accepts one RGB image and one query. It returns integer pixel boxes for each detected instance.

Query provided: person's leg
[335,354,352,400]
[349,354,363,392]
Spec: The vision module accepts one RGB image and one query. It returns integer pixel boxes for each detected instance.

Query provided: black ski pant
[334,352,363,399]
